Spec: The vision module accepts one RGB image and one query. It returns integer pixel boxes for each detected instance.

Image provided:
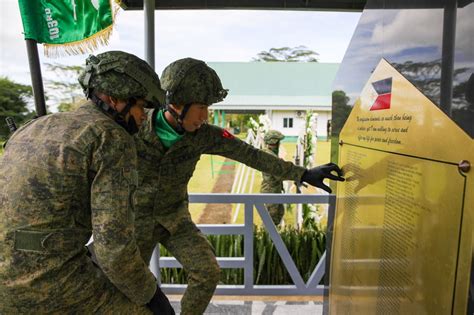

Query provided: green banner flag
[18,0,118,57]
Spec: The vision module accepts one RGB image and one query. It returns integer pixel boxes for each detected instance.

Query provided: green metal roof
[207,62,339,109]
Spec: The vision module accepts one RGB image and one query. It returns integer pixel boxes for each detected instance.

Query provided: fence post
[323,194,336,315]
[244,202,254,290]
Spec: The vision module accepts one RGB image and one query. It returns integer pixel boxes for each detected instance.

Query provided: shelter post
[25,39,47,116]
[144,0,155,68]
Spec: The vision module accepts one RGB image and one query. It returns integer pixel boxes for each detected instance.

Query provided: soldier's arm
[90,128,156,305]
[201,125,306,182]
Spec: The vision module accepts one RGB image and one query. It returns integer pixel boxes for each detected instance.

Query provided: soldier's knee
[203,256,221,284]
[191,256,220,286]
[208,257,221,284]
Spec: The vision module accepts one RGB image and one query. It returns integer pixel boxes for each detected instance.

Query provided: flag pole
[144,0,155,69]
[25,39,47,117]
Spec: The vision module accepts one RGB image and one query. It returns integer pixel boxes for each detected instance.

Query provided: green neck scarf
[155,110,183,149]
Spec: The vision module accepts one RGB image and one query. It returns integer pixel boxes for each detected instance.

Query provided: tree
[393,59,473,137]
[57,102,75,112]
[44,63,85,112]
[0,77,33,139]
[331,90,352,136]
[253,46,319,62]
[392,59,442,105]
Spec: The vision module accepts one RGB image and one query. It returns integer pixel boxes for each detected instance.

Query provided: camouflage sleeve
[90,127,156,305]
[261,149,285,192]
[201,125,306,181]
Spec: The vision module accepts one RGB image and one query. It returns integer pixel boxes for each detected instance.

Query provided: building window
[283,117,293,128]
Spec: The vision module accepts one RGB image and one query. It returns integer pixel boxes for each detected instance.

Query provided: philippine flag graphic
[370,78,392,111]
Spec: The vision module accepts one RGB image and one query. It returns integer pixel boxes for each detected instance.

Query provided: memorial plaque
[329,59,473,314]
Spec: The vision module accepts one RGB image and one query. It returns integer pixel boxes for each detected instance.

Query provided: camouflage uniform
[0,51,162,314]
[260,130,286,225]
[260,147,285,224]
[134,110,306,315]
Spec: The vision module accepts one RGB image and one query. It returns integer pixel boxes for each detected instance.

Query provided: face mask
[125,114,139,135]
[118,98,141,135]
[107,98,140,135]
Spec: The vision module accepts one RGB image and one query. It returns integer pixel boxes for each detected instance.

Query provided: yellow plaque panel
[329,59,473,314]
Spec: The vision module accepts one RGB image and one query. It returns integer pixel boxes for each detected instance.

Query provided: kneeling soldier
[0,51,174,314]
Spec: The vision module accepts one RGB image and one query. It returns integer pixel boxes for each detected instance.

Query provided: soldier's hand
[301,163,345,193]
[147,285,175,315]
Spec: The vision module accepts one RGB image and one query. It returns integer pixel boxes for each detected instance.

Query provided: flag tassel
[44,25,113,58]
[43,0,122,58]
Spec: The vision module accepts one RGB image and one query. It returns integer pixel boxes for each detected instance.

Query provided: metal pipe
[190,193,332,204]
[244,203,254,290]
[255,203,306,288]
[440,0,457,116]
[159,193,332,296]
[144,0,155,68]
[25,39,47,116]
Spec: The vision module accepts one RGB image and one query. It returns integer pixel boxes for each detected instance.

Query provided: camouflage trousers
[90,286,153,315]
[154,221,220,315]
[0,290,151,315]
[266,204,285,225]
[0,254,152,315]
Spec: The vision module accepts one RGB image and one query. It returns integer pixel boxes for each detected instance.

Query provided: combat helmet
[78,51,165,107]
[264,130,285,145]
[160,58,228,106]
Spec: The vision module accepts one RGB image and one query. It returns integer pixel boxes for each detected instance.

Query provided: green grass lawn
[221,139,332,226]
[184,138,333,225]
[187,154,227,220]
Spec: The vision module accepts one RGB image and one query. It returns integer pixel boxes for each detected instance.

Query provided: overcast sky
[0,0,361,85]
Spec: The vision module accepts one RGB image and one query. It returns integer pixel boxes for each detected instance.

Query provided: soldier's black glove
[301,163,345,193]
[147,285,175,315]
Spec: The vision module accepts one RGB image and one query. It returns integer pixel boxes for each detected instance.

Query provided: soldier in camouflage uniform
[260,130,286,225]
[0,51,174,314]
[133,58,345,315]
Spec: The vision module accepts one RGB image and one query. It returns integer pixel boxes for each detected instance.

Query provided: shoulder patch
[222,129,235,139]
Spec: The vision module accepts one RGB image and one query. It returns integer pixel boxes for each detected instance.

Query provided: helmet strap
[166,104,190,134]
[91,94,116,116]
[92,95,139,135]
[180,103,192,121]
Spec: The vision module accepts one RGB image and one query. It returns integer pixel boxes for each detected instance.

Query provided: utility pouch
[14,229,82,253]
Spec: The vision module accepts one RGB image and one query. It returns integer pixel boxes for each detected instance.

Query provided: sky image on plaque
[329,59,473,314]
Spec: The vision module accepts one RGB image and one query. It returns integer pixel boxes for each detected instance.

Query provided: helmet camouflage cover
[160,58,228,106]
[264,130,285,145]
[78,51,165,106]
